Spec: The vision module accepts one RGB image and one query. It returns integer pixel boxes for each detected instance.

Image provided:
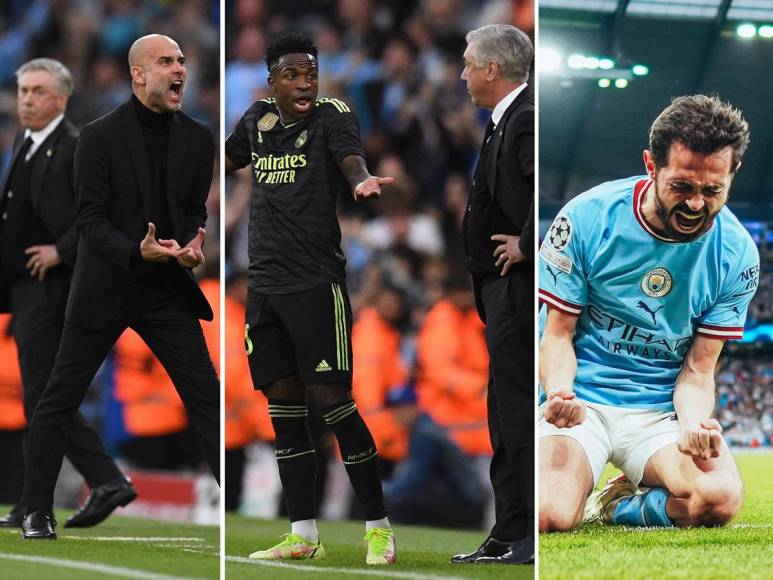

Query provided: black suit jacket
[485,84,534,261]
[0,119,80,312]
[67,98,214,329]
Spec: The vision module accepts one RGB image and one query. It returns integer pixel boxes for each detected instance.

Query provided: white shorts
[539,400,681,486]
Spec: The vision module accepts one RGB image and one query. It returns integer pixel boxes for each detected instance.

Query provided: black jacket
[0,119,80,312]
[485,85,535,260]
[67,98,214,329]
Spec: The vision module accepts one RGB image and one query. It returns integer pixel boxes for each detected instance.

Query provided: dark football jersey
[226,97,365,294]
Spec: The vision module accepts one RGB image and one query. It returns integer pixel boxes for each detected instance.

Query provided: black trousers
[477,270,534,541]
[10,275,122,498]
[23,281,220,512]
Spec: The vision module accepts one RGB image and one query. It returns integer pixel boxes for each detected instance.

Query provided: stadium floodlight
[614,78,629,88]
[737,23,757,38]
[759,25,773,38]
[567,53,586,69]
[584,56,600,69]
[632,64,650,76]
[540,47,563,72]
[598,78,612,88]
[599,58,615,70]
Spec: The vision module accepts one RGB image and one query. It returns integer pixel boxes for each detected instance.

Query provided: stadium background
[223,0,533,531]
[539,0,773,449]
[0,0,220,523]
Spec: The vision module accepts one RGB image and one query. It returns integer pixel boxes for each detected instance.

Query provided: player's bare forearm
[339,155,395,201]
[540,335,577,396]
[674,335,723,426]
[674,379,716,428]
[340,155,371,190]
[539,308,578,395]
[674,335,724,459]
[541,308,586,427]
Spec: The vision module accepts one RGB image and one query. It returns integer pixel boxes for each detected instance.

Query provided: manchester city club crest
[295,130,308,148]
[641,267,673,298]
[257,112,279,131]
[547,215,572,251]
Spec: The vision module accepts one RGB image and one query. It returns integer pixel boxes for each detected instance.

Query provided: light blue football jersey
[538,176,760,411]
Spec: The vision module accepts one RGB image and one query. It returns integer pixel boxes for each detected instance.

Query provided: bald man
[21,35,220,539]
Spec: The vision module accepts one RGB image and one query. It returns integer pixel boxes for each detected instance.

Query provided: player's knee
[689,476,743,526]
[265,374,305,400]
[309,383,351,408]
[538,475,583,532]
[539,504,579,532]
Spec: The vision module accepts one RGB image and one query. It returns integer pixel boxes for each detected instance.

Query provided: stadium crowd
[0,0,220,510]
[223,0,529,528]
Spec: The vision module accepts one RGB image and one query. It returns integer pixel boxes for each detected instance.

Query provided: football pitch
[540,451,773,579]
[225,516,534,579]
[0,509,219,579]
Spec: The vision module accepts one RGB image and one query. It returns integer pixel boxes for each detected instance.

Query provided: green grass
[0,507,219,579]
[225,516,533,579]
[540,452,773,579]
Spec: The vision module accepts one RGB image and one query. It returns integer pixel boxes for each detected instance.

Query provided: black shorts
[245,282,353,389]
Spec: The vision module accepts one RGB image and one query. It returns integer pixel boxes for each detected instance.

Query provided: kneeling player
[538,95,757,531]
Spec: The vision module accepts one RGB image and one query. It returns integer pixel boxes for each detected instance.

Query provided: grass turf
[0,507,219,579]
[225,516,533,579]
[539,451,773,579]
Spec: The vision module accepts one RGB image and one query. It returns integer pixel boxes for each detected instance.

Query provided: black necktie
[17,136,33,163]
[483,120,495,146]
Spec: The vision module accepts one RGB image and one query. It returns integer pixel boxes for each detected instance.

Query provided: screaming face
[131,35,187,113]
[268,53,319,123]
[644,142,735,242]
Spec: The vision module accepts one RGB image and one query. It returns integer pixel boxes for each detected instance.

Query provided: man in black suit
[450,24,535,565]
[21,35,220,540]
[0,58,135,530]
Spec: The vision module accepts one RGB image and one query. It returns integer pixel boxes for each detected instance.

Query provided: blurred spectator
[716,350,773,447]
[415,273,490,458]
[224,270,273,511]
[0,314,25,503]
[351,285,412,468]
[381,273,492,528]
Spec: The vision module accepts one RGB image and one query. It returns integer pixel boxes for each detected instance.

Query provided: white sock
[291,519,318,542]
[366,517,390,531]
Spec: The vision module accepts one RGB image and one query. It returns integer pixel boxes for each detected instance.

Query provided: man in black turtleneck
[21,34,220,540]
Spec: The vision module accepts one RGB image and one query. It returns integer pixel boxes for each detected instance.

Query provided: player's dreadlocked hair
[265,32,318,72]
[649,95,750,170]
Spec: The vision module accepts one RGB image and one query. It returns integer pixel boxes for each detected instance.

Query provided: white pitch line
[61,536,207,542]
[0,553,197,580]
[225,556,467,580]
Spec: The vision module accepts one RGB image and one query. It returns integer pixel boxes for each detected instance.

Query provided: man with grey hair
[450,24,534,565]
[0,58,135,531]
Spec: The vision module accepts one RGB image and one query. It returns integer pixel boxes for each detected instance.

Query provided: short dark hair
[649,95,750,170]
[265,32,318,72]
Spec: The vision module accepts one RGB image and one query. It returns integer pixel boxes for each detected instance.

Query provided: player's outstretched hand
[354,176,394,201]
[492,234,525,276]
[178,227,207,268]
[140,222,183,263]
[678,419,723,460]
[545,390,586,428]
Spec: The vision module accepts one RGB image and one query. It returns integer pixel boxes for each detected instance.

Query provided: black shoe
[477,536,534,565]
[64,477,137,528]
[450,537,511,563]
[0,504,25,528]
[22,511,57,540]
